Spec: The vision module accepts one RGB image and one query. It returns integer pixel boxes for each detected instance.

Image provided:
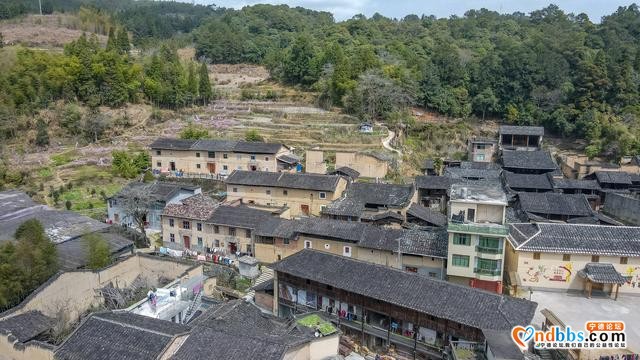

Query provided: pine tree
[116,28,130,54]
[186,62,198,106]
[198,62,212,105]
[35,118,49,147]
[106,27,117,52]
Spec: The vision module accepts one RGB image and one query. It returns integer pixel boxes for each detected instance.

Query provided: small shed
[358,122,373,133]
[578,263,627,300]
[238,256,260,279]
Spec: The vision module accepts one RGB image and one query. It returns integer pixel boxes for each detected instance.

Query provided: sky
[196,0,633,22]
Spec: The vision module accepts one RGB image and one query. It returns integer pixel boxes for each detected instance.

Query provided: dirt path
[380,125,402,156]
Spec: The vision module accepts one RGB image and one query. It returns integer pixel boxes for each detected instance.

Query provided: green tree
[116,28,130,54]
[244,129,264,142]
[83,233,111,270]
[35,118,49,147]
[180,123,209,140]
[106,27,117,52]
[198,62,212,105]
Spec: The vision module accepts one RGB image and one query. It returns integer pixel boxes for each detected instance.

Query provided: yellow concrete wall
[511,249,640,294]
[151,149,283,175]
[335,152,388,179]
[0,337,53,360]
[450,202,504,224]
[305,150,326,174]
[226,177,347,218]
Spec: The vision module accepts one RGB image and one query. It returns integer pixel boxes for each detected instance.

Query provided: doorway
[183,236,190,249]
[228,242,237,254]
[301,204,310,215]
[207,163,216,173]
[170,161,176,171]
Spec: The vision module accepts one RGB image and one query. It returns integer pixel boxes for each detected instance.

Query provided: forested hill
[193,4,640,159]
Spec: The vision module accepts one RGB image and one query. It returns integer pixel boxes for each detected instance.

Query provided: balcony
[473,267,501,276]
[447,222,508,236]
[475,245,503,254]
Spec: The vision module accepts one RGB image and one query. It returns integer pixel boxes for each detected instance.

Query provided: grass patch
[297,314,337,336]
[234,277,252,292]
[37,167,54,179]
[51,150,78,166]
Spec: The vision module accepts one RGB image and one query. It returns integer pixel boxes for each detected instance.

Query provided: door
[183,236,190,249]
[207,163,216,174]
[228,242,237,254]
[170,161,176,171]
[301,204,310,215]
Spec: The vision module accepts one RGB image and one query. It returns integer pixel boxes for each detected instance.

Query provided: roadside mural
[623,266,640,288]
[523,263,572,283]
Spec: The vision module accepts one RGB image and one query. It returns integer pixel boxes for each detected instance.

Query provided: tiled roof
[226,170,341,192]
[322,182,414,217]
[56,229,134,270]
[330,166,360,180]
[276,154,300,165]
[271,250,537,331]
[499,125,544,136]
[593,171,633,185]
[112,182,200,203]
[208,205,276,229]
[55,312,190,360]
[415,176,455,190]
[578,263,627,284]
[501,151,557,171]
[518,193,593,217]
[406,203,447,227]
[508,223,640,256]
[149,138,285,154]
[162,194,218,221]
[444,162,502,180]
[357,228,449,257]
[503,172,553,190]
[552,178,601,191]
[482,329,528,360]
[0,311,55,343]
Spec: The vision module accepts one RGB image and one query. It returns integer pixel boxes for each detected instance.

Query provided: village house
[0,190,134,270]
[225,170,348,217]
[405,203,448,228]
[443,161,502,181]
[516,192,594,222]
[505,223,640,297]
[551,177,601,207]
[603,193,640,226]
[467,137,498,162]
[334,151,391,179]
[321,182,416,226]
[160,193,219,253]
[501,150,558,174]
[502,172,554,193]
[107,181,201,233]
[270,250,537,360]
[446,183,509,294]
[327,166,360,182]
[498,125,544,151]
[414,175,456,211]
[149,138,296,177]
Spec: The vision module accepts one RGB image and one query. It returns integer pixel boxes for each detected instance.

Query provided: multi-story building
[446,183,508,293]
[467,137,497,162]
[225,170,348,217]
[505,222,640,297]
[498,125,543,151]
[149,138,297,177]
[161,193,218,252]
[270,249,537,359]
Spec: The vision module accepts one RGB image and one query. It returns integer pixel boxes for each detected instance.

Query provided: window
[620,257,628,264]
[452,255,470,267]
[405,266,418,273]
[266,190,271,195]
[343,246,351,257]
[245,229,251,238]
[214,240,220,247]
[563,254,571,261]
[182,221,190,229]
[251,155,256,160]
[479,236,500,249]
[169,219,174,227]
[476,144,486,150]
[196,164,201,169]
[283,190,288,196]
[223,153,228,159]
[453,233,471,246]
[533,252,541,260]
[156,150,161,155]
[169,233,175,242]
[232,187,238,193]
[156,161,162,167]
[319,192,327,199]
[265,157,269,161]
[591,255,600,263]
[467,208,475,222]
[223,165,228,170]
[229,227,236,236]
[197,237,203,246]
[283,238,290,245]
[476,258,499,271]
[197,223,202,231]
[214,225,219,234]
[208,151,215,158]
[196,152,201,158]
[476,154,485,161]
[304,241,312,249]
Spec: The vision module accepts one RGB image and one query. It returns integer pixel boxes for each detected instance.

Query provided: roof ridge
[93,314,189,337]
[514,223,542,250]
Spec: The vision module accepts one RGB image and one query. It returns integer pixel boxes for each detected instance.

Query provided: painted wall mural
[523,263,573,283]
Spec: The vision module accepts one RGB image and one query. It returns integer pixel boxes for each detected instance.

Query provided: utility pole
[38,0,42,15]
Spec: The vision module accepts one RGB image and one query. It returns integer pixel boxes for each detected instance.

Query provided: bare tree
[118,183,158,247]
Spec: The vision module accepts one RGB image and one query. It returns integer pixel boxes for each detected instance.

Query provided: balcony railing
[474,267,501,276]
[475,246,503,254]
[447,222,508,236]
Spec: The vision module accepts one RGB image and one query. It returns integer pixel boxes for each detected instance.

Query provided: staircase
[244,267,274,301]
[183,290,203,324]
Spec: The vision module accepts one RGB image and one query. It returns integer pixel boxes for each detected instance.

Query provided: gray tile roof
[499,125,544,136]
[271,250,537,331]
[323,182,414,217]
[149,138,285,154]
[415,176,455,190]
[503,172,553,191]
[578,263,627,284]
[329,166,360,180]
[508,223,640,256]
[444,162,502,180]
[518,193,593,217]
[0,311,55,343]
[593,171,633,185]
[208,205,277,229]
[501,151,556,171]
[501,151,557,171]
[55,312,190,360]
[358,228,449,257]
[162,194,218,221]
[552,178,601,191]
[406,203,447,227]
[56,229,134,270]
[226,170,341,192]
[276,154,300,165]
[113,182,200,203]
